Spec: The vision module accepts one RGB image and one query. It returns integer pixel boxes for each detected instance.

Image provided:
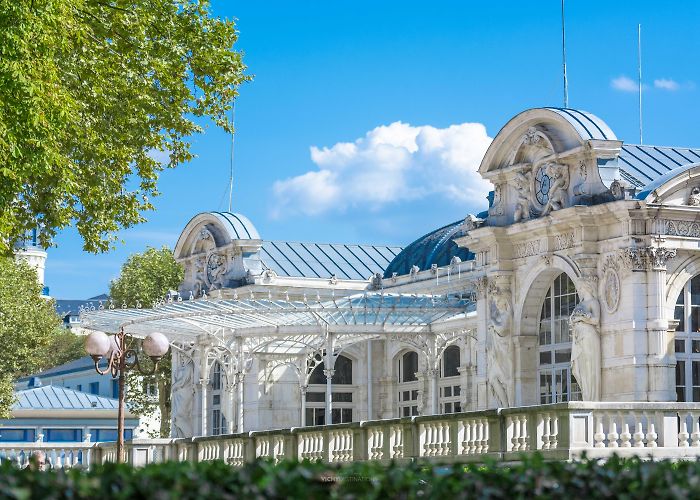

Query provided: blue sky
[46,0,700,299]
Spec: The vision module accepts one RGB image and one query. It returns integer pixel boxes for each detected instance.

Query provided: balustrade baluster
[607,417,620,448]
[633,413,645,448]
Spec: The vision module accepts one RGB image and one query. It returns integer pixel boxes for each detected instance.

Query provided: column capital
[323,369,335,379]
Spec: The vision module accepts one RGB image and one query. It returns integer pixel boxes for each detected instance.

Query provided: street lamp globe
[143,332,170,360]
[85,332,111,360]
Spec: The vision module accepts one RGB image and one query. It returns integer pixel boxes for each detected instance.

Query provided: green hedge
[2,454,700,499]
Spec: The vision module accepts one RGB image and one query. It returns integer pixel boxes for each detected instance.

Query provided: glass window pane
[539,351,552,365]
[693,340,700,354]
[306,392,325,402]
[692,276,700,305]
[453,385,461,396]
[402,352,418,382]
[332,356,353,385]
[555,350,571,363]
[692,307,700,333]
[331,392,352,402]
[693,362,700,386]
[444,403,452,414]
[676,306,685,332]
[444,386,452,397]
[403,390,410,401]
[454,402,462,413]
[442,346,460,378]
[411,390,418,400]
[0,429,35,442]
[342,408,353,422]
[676,339,686,353]
[677,360,686,386]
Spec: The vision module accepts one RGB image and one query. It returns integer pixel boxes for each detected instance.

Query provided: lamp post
[85,328,170,463]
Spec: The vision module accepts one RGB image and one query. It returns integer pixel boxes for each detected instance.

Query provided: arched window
[538,273,582,403]
[399,351,418,383]
[441,346,460,378]
[439,345,462,413]
[397,351,420,417]
[674,276,700,401]
[305,354,354,425]
[209,362,226,435]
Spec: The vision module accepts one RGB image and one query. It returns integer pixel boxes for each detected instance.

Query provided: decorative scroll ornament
[463,214,484,231]
[522,127,541,145]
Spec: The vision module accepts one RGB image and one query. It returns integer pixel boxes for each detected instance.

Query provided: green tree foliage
[109,246,184,437]
[0,258,60,417]
[35,328,89,372]
[0,0,250,254]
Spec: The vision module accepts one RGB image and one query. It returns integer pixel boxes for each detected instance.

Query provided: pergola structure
[80,292,476,432]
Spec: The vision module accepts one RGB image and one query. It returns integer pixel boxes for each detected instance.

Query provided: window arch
[441,345,460,378]
[396,350,420,417]
[537,273,581,403]
[305,354,354,425]
[209,362,226,435]
[674,276,700,401]
[439,345,462,413]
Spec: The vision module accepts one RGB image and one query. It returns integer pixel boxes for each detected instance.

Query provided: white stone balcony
[4,402,700,469]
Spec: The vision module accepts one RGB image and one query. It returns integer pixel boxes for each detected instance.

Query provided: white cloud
[271,121,493,217]
[654,78,680,91]
[611,75,639,92]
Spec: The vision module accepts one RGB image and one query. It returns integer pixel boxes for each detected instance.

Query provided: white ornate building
[83,107,700,440]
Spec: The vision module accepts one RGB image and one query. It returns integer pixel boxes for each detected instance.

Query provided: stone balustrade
[4,402,700,470]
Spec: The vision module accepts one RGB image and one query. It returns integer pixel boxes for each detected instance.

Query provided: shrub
[1,453,700,499]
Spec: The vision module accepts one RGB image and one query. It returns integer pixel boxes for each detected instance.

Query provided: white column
[324,330,335,424]
[237,375,244,433]
[300,384,308,426]
[199,379,208,436]
[430,369,439,415]
[225,381,235,434]
[367,339,373,420]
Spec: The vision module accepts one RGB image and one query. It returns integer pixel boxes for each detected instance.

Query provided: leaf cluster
[3,454,700,499]
[0,257,61,417]
[0,0,250,254]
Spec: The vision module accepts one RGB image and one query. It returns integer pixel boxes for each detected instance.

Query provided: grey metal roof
[543,107,617,141]
[209,211,260,240]
[260,241,402,280]
[17,356,95,383]
[13,385,118,411]
[619,145,700,187]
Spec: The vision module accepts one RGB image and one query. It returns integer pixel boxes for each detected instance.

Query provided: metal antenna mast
[561,0,569,108]
[228,102,235,212]
[638,24,643,144]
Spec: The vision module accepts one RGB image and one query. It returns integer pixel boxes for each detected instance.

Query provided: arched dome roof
[174,211,261,261]
[383,219,474,278]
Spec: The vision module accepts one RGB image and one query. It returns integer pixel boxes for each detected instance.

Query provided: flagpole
[562,0,568,108]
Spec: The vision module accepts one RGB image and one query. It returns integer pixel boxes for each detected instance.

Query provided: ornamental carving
[206,252,227,288]
[540,163,570,215]
[514,239,541,258]
[688,187,700,206]
[624,247,677,271]
[473,276,488,299]
[513,167,533,222]
[569,279,601,401]
[554,232,575,251]
[488,184,504,216]
[602,268,620,313]
[665,220,700,237]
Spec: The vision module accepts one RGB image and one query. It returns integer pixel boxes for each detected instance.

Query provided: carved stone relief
[488,184,504,216]
[554,232,575,251]
[664,220,700,237]
[602,268,620,313]
[514,239,541,258]
[624,247,677,271]
[206,252,227,288]
[540,163,570,215]
[513,167,532,222]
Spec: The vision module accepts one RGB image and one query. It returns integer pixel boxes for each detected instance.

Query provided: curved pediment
[637,163,700,206]
[479,108,623,226]
[174,212,263,295]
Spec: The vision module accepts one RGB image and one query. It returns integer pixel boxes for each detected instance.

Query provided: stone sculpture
[486,288,512,407]
[513,168,532,222]
[569,279,601,401]
[171,351,195,438]
[542,163,570,215]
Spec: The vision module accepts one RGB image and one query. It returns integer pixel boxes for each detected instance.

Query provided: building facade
[82,107,700,439]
